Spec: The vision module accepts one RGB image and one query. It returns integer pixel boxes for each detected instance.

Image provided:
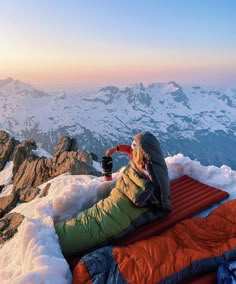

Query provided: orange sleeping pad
[112,175,229,246]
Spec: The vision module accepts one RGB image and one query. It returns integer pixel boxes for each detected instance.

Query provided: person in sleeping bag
[55,131,171,256]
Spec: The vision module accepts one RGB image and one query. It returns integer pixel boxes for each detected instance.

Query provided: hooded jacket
[55,131,171,256]
[118,131,171,211]
[134,131,171,211]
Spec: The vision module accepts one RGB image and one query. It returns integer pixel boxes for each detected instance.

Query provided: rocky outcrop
[0,133,102,219]
[0,212,24,244]
[53,136,78,156]
[12,136,101,202]
[0,130,19,171]
[12,139,37,178]
[0,132,102,243]
[0,192,19,217]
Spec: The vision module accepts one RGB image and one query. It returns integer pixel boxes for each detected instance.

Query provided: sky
[0,154,236,283]
[0,0,236,89]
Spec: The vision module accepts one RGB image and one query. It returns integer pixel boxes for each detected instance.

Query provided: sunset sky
[0,0,235,89]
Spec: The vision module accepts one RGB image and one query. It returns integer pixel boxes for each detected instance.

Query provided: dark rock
[0,184,4,194]
[0,130,19,171]
[0,212,24,244]
[90,152,98,162]
[0,218,10,231]
[39,183,51,198]
[0,209,6,219]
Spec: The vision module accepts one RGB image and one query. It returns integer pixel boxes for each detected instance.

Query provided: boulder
[0,212,24,244]
[0,192,19,216]
[17,187,41,203]
[39,183,51,198]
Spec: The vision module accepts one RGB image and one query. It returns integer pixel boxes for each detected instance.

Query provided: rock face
[0,133,102,220]
[12,136,100,202]
[53,136,78,156]
[12,139,37,177]
[0,132,102,243]
[0,130,19,171]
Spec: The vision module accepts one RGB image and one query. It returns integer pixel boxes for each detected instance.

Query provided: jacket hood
[133,131,167,168]
[133,131,171,210]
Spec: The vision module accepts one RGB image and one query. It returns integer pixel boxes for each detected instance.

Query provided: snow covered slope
[0,77,236,169]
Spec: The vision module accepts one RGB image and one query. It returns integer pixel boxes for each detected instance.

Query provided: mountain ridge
[0,77,235,170]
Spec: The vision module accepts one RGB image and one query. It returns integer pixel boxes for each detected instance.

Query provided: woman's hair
[132,138,146,170]
[133,147,144,169]
[134,131,162,161]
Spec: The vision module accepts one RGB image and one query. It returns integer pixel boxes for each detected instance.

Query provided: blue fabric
[81,246,127,284]
[217,261,236,284]
[160,248,236,284]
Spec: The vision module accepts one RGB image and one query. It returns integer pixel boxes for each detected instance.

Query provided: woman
[55,131,171,256]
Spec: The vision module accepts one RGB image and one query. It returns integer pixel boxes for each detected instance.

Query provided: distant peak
[0,77,15,86]
[168,81,181,89]
[98,86,120,94]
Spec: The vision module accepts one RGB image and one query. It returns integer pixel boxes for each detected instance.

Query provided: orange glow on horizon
[1,63,235,88]
[1,51,235,87]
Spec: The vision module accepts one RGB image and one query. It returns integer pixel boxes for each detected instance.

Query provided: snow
[0,154,236,283]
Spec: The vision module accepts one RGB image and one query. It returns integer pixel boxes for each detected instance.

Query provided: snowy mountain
[0,77,236,170]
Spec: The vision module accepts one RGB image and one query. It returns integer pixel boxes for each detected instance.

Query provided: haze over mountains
[0,77,236,170]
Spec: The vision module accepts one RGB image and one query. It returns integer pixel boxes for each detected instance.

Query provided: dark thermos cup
[101,156,113,181]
